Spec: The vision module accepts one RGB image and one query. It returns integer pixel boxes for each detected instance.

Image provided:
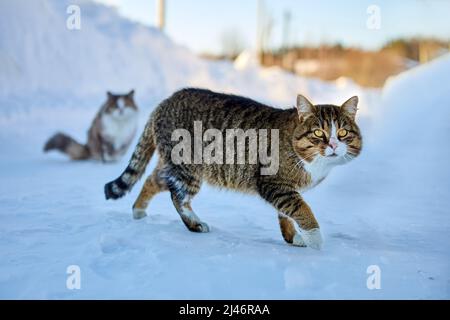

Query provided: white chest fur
[302,157,333,189]
[101,110,138,150]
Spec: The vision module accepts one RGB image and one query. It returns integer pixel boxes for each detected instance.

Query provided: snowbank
[0,0,368,113]
[0,0,199,108]
[370,54,450,198]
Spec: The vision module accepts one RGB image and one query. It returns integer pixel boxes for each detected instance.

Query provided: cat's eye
[313,130,324,138]
[338,129,348,138]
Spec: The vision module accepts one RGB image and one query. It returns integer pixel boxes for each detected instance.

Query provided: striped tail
[104,121,155,200]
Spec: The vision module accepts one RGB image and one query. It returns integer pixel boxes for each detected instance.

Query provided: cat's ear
[341,96,359,119]
[107,91,114,100]
[296,94,314,121]
[127,89,135,99]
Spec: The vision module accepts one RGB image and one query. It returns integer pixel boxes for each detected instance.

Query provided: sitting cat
[104,88,362,249]
[44,90,138,162]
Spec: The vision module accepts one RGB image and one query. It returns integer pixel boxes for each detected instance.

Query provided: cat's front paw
[133,208,147,220]
[292,234,306,247]
[301,228,323,250]
[194,222,210,233]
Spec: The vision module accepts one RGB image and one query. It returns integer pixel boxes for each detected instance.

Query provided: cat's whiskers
[342,153,355,163]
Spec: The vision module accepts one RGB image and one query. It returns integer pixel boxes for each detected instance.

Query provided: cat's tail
[104,119,156,200]
[43,132,90,160]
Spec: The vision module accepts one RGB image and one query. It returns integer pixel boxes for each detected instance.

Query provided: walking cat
[104,88,362,249]
[44,90,138,162]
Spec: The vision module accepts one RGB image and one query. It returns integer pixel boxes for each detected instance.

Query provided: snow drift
[0,0,369,112]
[372,54,450,199]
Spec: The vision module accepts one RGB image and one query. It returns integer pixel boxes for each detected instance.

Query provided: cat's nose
[329,138,338,151]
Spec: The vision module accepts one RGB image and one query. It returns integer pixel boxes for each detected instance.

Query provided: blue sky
[95,0,450,54]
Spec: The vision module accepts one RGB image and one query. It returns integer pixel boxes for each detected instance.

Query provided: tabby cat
[44,90,138,162]
[104,88,362,249]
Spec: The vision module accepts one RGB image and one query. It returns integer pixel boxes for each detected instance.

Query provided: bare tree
[256,0,274,64]
[281,10,292,52]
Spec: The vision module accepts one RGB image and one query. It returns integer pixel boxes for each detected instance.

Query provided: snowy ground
[0,0,449,299]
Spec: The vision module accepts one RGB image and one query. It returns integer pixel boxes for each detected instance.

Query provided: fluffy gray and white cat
[44,90,138,162]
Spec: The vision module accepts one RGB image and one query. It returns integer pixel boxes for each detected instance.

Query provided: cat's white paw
[196,222,210,233]
[133,208,147,220]
[292,234,306,247]
[301,228,323,250]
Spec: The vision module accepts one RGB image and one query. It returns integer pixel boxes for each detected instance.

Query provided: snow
[0,0,448,299]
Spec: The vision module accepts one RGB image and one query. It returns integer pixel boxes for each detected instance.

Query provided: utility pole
[256,0,264,64]
[156,0,166,31]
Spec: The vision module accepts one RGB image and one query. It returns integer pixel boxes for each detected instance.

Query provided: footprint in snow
[329,232,357,241]
[99,234,141,254]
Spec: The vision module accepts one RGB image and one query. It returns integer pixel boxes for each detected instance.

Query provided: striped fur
[104,89,362,249]
[104,120,156,200]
